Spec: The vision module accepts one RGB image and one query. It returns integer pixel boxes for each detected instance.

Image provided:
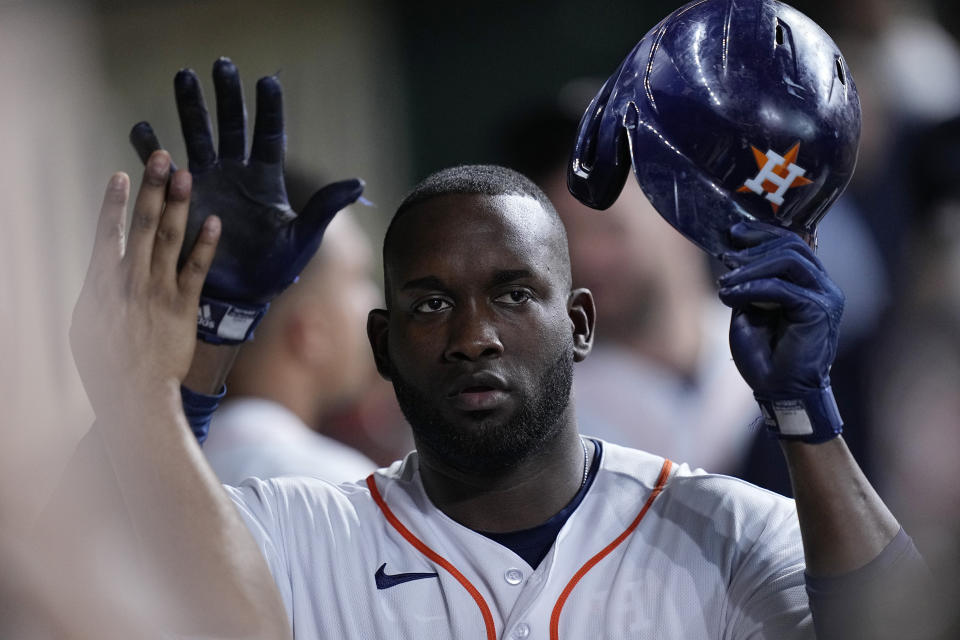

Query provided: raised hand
[717,220,844,443]
[129,57,364,344]
[68,155,295,635]
[70,153,220,415]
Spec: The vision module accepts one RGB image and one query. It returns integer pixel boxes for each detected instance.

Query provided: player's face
[370,193,587,474]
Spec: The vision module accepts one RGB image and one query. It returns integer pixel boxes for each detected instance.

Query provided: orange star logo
[737,143,814,213]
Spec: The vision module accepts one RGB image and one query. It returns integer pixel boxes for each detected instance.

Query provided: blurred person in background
[500,107,759,476]
[319,363,417,466]
[737,0,960,495]
[805,0,960,280]
[202,171,379,484]
[868,115,960,638]
[264,171,414,469]
[803,5,960,632]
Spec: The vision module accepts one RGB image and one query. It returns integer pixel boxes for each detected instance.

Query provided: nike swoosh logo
[374,563,439,590]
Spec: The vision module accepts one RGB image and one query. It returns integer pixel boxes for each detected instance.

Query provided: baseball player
[69,1,935,638]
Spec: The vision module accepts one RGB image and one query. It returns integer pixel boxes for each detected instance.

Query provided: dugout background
[2,0,958,530]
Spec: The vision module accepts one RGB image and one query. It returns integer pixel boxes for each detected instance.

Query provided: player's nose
[443,304,503,363]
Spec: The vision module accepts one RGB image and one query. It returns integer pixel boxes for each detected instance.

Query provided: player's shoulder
[223,456,406,523]
[599,439,797,526]
[598,439,673,489]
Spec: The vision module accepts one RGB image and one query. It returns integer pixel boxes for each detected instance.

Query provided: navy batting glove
[718,221,844,443]
[129,57,364,343]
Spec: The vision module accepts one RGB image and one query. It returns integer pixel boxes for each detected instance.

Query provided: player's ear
[567,288,595,362]
[367,308,393,380]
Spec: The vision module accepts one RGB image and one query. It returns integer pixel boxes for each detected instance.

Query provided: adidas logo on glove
[198,304,216,330]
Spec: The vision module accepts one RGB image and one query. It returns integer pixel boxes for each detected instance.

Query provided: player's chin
[443,407,518,437]
[436,402,526,446]
[429,419,539,474]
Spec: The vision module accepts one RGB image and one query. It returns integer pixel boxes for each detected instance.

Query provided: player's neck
[415,425,590,533]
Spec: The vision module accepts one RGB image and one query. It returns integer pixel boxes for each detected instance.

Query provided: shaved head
[383,164,570,306]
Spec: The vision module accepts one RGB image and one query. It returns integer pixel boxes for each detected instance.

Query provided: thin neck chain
[580,437,590,488]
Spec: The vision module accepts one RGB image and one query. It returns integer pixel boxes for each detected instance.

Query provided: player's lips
[446,372,511,411]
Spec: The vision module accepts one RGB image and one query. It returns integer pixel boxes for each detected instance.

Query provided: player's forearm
[97,378,289,638]
[183,341,241,394]
[180,342,240,444]
[780,436,899,576]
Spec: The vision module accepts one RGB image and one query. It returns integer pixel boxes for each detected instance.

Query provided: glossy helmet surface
[567,0,860,255]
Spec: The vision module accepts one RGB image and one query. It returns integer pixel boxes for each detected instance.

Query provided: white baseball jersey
[203,397,376,486]
[225,441,811,639]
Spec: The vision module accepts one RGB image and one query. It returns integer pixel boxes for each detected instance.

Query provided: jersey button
[511,622,530,638]
[504,568,523,585]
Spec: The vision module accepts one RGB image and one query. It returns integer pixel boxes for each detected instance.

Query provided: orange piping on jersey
[549,458,673,640]
[366,474,497,640]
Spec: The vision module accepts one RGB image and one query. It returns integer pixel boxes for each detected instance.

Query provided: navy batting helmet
[568,0,860,255]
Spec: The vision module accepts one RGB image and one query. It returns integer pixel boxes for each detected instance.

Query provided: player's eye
[413,297,452,313]
[494,289,532,305]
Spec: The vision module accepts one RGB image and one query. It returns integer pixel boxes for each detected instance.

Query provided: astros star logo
[737,143,813,213]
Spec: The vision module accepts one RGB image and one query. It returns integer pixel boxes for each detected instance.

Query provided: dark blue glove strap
[181,383,226,445]
[756,385,843,444]
[196,295,268,344]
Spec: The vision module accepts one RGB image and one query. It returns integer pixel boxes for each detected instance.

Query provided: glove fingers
[213,57,247,162]
[293,178,365,250]
[718,278,821,320]
[129,122,179,172]
[728,220,791,247]
[729,219,818,254]
[728,308,777,380]
[174,69,217,171]
[722,234,794,266]
[720,247,823,291]
[250,76,285,165]
[723,231,825,273]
